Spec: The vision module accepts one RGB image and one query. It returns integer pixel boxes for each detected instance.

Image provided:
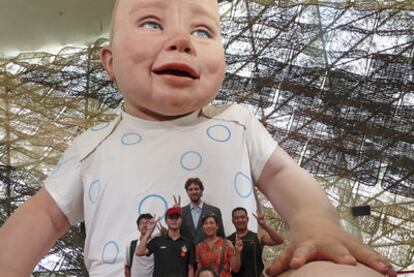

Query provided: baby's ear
[100,46,115,80]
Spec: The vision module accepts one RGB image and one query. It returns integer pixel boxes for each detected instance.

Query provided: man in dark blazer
[180,177,225,245]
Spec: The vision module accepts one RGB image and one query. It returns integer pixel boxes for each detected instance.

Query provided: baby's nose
[165,32,196,55]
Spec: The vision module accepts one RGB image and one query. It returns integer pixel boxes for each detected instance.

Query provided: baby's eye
[142,21,162,30]
[192,29,211,38]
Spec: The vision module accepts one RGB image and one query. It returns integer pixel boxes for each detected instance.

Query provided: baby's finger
[289,242,317,269]
[346,240,396,276]
[266,244,294,276]
[290,241,356,269]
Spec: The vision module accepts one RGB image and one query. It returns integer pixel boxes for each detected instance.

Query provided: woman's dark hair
[201,213,218,225]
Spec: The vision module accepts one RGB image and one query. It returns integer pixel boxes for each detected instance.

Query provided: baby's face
[101,0,225,120]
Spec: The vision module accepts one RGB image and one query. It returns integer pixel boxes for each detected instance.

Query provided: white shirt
[125,239,154,277]
[44,104,277,276]
[190,201,203,227]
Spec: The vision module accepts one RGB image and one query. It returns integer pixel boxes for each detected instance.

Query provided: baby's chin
[124,92,216,120]
[138,107,200,121]
[158,97,214,117]
[154,108,200,120]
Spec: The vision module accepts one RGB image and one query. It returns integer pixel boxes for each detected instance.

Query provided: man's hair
[232,207,248,218]
[136,213,153,225]
[184,177,204,191]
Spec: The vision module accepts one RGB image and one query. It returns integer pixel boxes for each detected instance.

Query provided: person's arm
[124,265,131,277]
[253,212,283,246]
[136,218,156,256]
[188,241,196,277]
[188,264,195,277]
[195,242,202,277]
[0,188,70,276]
[195,261,202,276]
[229,239,242,273]
[124,244,131,277]
[260,228,283,247]
[257,147,395,276]
[135,237,150,256]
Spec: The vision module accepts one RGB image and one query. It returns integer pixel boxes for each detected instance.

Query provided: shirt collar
[121,108,201,130]
[190,201,203,210]
[163,233,184,241]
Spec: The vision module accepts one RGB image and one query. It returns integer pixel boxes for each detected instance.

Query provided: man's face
[137,218,152,235]
[166,214,182,230]
[232,210,249,231]
[186,183,203,203]
[101,0,225,120]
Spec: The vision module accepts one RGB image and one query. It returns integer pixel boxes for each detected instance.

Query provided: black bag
[129,239,138,267]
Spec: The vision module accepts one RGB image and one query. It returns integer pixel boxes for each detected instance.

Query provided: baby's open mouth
[155,69,194,79]
[153,64,199,80]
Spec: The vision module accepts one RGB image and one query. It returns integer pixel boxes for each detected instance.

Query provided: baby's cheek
[209,55,225,75]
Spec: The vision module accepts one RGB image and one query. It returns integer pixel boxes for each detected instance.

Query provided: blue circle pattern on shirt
[91,122,110,131]
[180,151,203,171]
[101,240,120,264]
[88,179,101,204]
[138,194,168,220]
[234,172,253,198]
[121,132,143,145]
[206,124,232,142]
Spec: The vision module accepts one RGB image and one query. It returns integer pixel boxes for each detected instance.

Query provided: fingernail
[343,255,356,264]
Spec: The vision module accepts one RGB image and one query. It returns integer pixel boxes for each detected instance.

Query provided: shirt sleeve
[43,139,84,224]
[147,238,156,255]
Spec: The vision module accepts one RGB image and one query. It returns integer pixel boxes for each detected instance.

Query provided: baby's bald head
[109,0,120,43]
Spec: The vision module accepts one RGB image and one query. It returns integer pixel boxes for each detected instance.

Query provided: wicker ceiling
[0,0,413,274]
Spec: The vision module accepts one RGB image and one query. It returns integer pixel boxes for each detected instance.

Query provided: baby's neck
[123,104,198,121]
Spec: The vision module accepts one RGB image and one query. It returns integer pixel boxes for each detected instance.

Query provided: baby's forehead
[116,0,221,20]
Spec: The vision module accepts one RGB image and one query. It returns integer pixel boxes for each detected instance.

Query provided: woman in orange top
[196,214,243,277]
